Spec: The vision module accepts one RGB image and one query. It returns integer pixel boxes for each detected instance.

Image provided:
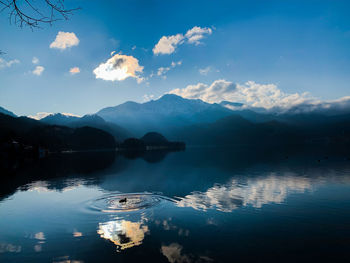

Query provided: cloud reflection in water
[97,219,149,251]
[177,174,312,212]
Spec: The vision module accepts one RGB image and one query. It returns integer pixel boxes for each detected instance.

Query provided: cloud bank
[50,31,80,50]
[169,80,313,110]
[153,26,212,55]
[169,79,350,114]
[93,53,144,83]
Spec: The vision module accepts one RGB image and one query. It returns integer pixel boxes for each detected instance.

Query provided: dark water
[1,147,350,262]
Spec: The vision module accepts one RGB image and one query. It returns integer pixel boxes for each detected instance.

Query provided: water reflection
[98,218,149,251]
[0,243,21,253]
[177,174,313,212]
[1,147,350,262]
[161,243,213,263]
[52,256,84,263]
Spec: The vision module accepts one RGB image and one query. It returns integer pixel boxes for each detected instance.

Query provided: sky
[0,0,350,117]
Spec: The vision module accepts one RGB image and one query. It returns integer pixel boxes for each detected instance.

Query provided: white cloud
[153,26,213,55]
[143,94,155,102]
[169,79,312,109]
[153,34,184,55]
[32,66,44,76]
[93,52,144,83]
[199,66,211,75]
[32,57,39,64]
[0,58,20,69]
[69,67,80,75]
[157,61,182,78]
[185,26,212,45]
[50,31,79,50]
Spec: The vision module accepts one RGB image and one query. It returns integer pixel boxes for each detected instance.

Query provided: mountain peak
[158,94,184,101]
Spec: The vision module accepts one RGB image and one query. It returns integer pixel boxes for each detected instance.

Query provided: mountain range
[1,94,350,147]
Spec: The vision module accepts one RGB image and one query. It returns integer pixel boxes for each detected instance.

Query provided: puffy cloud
[32,57,39,64]
[169,80,312,109]
[69,67,80,75]
[157,61,182,78]
[169,79,237,103]
[153,34,184,55]
[153,26,213,55]
[185,26,212,45]
[93,52,144,83]
[0,58,20,69]
[50,31,79,50]
[32,66,45,76]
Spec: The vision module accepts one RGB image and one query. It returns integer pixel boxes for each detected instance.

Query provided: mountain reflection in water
[1,147,350,262]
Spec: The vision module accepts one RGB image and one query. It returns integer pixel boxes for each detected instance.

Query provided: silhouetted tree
[0,0,80,53]
[0,0,79,28]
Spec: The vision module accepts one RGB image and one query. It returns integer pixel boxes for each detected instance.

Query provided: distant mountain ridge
[0,113,116,152]
[3,93,350,148]
[40,113,131,141]
[0,106,16,117]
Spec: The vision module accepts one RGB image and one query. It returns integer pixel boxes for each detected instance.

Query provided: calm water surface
[1,147,350,262]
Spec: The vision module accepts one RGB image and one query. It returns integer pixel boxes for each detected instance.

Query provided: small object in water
[317,159,321,163]
[119,197,127,203]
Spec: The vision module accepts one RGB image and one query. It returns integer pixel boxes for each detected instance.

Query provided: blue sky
[0,0,350,117]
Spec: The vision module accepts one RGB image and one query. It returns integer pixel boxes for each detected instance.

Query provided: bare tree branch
[0,0,80,29]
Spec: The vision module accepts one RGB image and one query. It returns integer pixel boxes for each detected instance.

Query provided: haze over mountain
[40,113,131,141]
[96,94,350,136]
[3,92,350,147]
[96,94,235,136]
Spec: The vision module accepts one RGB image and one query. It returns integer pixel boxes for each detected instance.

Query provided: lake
[1,147,350,262]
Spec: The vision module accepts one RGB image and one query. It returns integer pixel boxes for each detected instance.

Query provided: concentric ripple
[87,192,175,213]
